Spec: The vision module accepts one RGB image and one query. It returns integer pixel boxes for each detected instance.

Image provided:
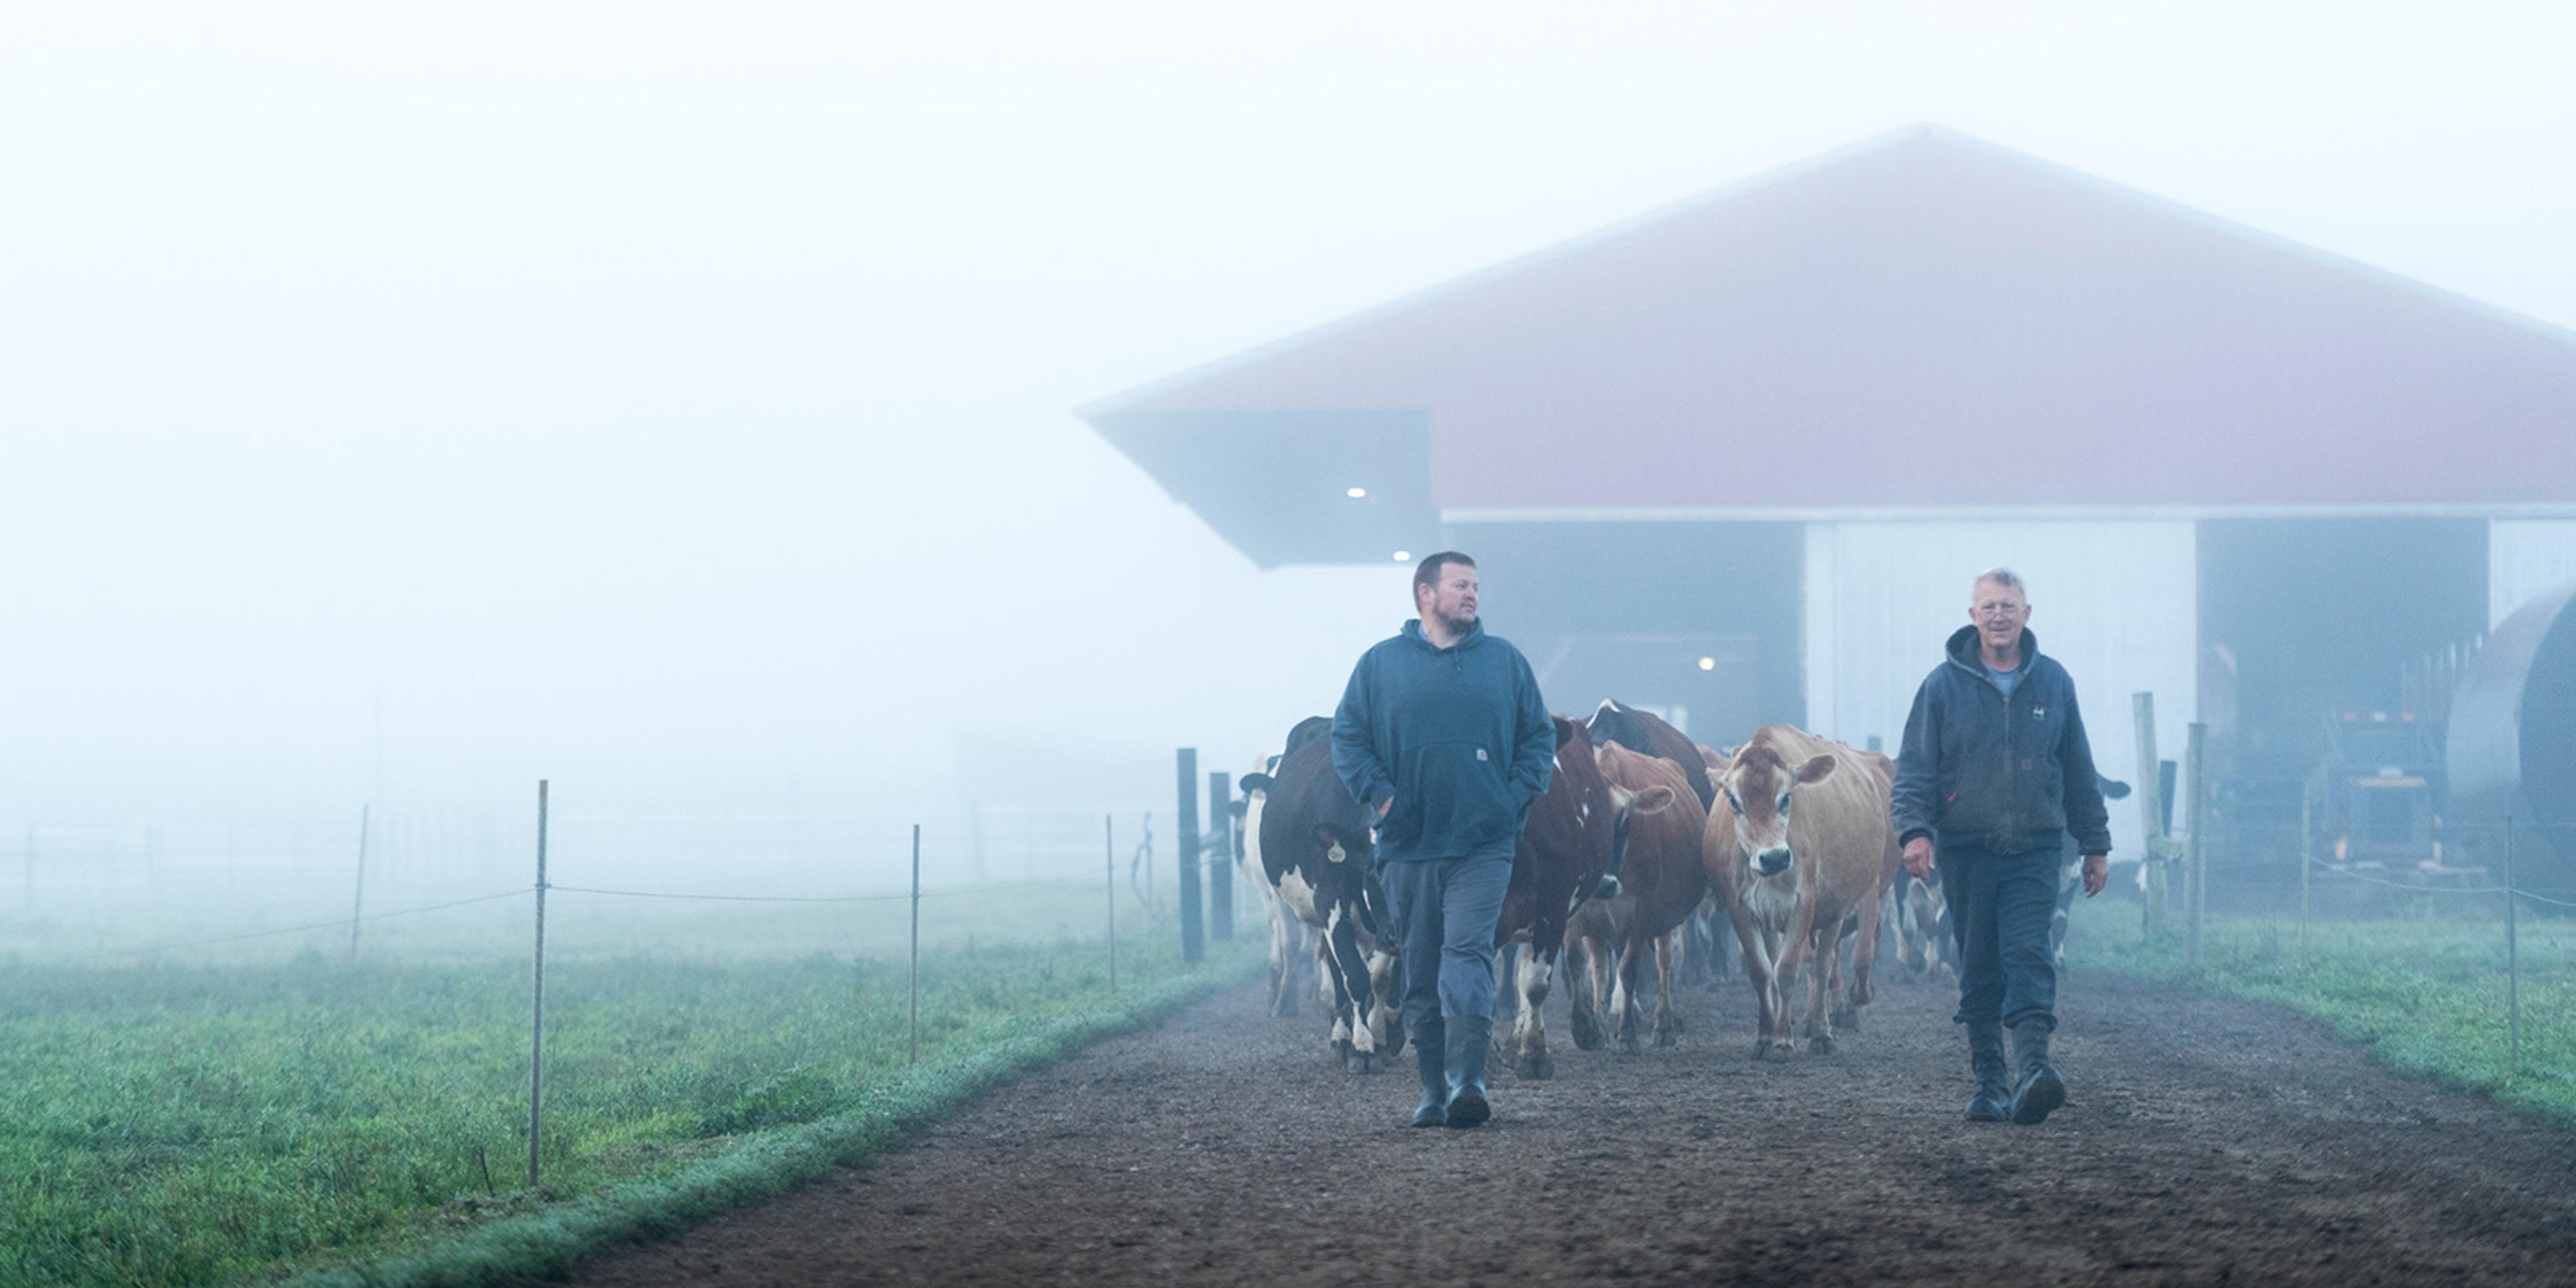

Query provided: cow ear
[1626,785,1676,815]
[1794,754,1838,786]
[1239,773,1272,796]
[1313,822,1354,860]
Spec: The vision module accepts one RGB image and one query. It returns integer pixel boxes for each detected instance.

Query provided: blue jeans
[1377,852,1513,1029]
[1938,844,2058,1031]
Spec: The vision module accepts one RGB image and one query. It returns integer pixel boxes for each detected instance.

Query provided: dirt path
[571,964,2576,1286]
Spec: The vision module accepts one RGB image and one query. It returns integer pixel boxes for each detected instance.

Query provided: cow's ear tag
[1476,747,1488,760]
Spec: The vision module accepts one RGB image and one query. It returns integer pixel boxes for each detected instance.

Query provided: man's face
[1970,579,2029,653]
[1418,563,1480,629]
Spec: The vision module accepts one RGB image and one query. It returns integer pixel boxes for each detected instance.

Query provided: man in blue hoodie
[1332,551,1555,1130]
[1894,568,2112,1127]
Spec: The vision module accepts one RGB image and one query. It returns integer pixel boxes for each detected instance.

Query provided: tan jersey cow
[1702,724,1900,1058]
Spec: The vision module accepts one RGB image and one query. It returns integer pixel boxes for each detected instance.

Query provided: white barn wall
[2490,521,2576,628]
[1802,521,2196,855]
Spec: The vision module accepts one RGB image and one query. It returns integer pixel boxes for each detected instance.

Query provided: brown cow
[1495,716,1673,1078]
[1567,741,1708,1051]
[1702,724,1899,1058]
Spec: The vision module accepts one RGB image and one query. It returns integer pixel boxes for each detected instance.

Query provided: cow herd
[1234,699,1959,1083]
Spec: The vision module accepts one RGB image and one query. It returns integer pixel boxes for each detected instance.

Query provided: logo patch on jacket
[2031,706,2047,720]
[1476,747,1488,761]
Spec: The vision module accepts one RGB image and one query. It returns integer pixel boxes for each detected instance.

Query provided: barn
[1079,125,2576,877]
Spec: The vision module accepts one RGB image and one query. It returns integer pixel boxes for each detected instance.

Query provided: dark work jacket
[1330,619,1556,863]
[1892,626,2113,858]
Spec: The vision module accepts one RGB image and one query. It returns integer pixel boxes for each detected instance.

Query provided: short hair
[1974,566,2025,596]
[1413,551,1476,598]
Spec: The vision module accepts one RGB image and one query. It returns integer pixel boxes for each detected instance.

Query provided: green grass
[2079,906,2576,1125]
[0,925,1256,1288]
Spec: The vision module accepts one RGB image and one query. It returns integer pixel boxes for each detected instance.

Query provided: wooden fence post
[2506,816,2521,1075]
[1104,814,1118,993]
[348,804,372,963]
[908,823,922,1065]
[2185,722,2207,963]
[528,780,549,1189]
[1176,749,1203,965]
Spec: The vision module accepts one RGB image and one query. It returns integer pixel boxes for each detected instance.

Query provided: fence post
[1104,814,1118,993]
[1209,769,1234,943]
[2298,794,2312,954]
[2506,815,2520,1075]
[2131,694,2165,938]
[922,824,932,1066]
[528,780,549,1189]
[2185,722,2206,963]
[348,804,372,963]
[1176,748,1203,965]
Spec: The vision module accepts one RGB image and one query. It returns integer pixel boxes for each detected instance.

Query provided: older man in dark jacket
[1893,568,2111,1126]
[1332,551,1554,1129]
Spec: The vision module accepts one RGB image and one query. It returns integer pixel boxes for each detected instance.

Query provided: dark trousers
[1377,852,1513,1030]
[1937,844,2058,1031]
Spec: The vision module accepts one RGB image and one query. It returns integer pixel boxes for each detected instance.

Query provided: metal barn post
[1176,749,1203,964]
[2186,722,2207,963]
[909,823,922,1065]
[2130,694,2165,938]
[348,804,372,963]
[1209,770,1233,941]
[2506,816,2521,1075]
[1104,814,1118,993]
[528,780,549,1189]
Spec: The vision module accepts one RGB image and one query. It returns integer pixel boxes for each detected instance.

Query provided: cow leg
[1511,941,1559,1079]
[1271,904,1304,1017]
[2051,855,2081,971]
[1326,908,1378,1074]
[1803,917,1838,1055]
[1651,931,1682,1046]
[1566,934,1607,1052]
[1840,879,1887,1032]
[1613,929,1646,1053]
[1366,945,1405,1061]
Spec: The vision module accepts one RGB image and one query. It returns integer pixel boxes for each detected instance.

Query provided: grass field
[0,913,1255,1288]
[2079,904,2576,1125]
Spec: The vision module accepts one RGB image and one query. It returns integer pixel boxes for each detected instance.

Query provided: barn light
[1392,550,1411,562]
[1697,656,1716,672]
[1346,486,1368,499]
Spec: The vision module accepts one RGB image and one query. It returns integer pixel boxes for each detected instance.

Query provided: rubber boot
[1965,1021,2009,1122]
[1410,1022,1447,1128]
[1443,1015,1492,1129]
[2008,1018,2066,1125]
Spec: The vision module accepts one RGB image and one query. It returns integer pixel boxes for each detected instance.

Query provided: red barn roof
[1081,125,2576,568]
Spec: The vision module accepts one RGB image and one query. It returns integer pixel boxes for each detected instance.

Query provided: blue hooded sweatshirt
[1891,625,2114,858]
[1330,619,1556,864]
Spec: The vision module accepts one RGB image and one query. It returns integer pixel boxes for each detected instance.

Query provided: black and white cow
[1238,716,1402,1073]
[1890,773,2132,978]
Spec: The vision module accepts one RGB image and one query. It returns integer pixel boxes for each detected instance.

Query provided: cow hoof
[1831,1008,1859,1032]
[1275,997,1299,1018]
[1346,1051,1376,1075]
[1751,1040,1772,1062]
[1570,1017,1603,1051]
[1654,1028,1678,1049]
[1770,1039,1795,1059]
[1808,1034,1835,1055]
[1515,1051,1554,1080]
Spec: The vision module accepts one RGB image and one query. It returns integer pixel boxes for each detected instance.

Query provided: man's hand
[1377,796,1393,820]
[1902,837,1935,880]
[2082,853,2108,897]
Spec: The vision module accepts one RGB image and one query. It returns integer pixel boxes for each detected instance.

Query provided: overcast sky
[5,1,2573,824]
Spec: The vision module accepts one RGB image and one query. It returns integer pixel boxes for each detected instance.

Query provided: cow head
[1717,743,1837,879]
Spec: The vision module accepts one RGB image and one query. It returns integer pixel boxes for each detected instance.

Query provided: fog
[5,2,2573,873]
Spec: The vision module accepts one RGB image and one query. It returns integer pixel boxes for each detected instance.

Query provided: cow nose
[1754,847,1792,875]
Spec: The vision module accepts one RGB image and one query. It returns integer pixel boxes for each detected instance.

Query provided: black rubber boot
[1444,1015,1492,1129]
[2008,1018,2065,1125]
[1411,1022,1447,1128]
[1965,1021,2009,1122]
